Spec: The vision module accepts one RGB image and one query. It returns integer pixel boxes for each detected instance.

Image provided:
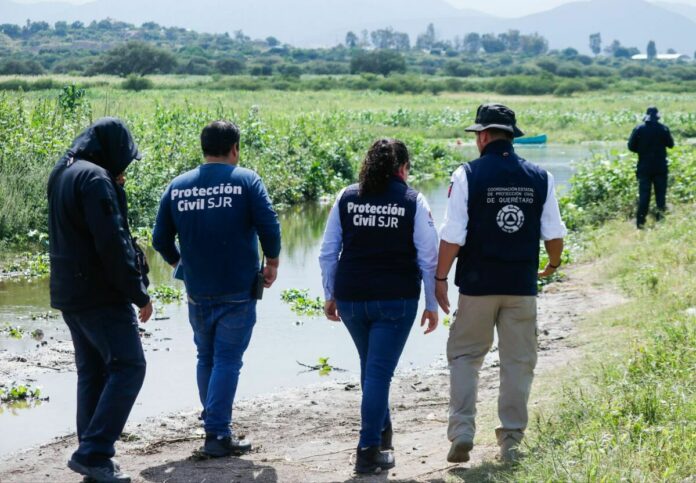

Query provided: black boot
[380,425,394,451]
[355,446,395,474]
[203,434,252,458]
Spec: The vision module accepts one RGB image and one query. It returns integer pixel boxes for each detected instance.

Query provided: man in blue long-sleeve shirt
[152,120,281,458]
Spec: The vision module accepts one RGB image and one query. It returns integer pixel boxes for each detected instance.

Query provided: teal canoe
[514,134,547,145]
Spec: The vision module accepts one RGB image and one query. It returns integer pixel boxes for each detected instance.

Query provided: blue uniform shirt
[152,163,281,298]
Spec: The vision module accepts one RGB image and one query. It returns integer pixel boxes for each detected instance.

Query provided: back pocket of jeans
[218,301,253,330]
[377,300,406,320]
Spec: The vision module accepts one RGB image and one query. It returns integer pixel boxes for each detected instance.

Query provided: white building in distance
[631,53,691,61]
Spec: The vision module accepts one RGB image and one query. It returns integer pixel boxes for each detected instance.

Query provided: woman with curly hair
[319,138,439,474]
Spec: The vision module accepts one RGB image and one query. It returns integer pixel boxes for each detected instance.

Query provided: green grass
[494,206,696,482]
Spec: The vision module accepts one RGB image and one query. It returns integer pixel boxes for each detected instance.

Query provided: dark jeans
[62,304,146,466]
[637,174,667,227]
[336,298,418,448]
[187,292,256,437]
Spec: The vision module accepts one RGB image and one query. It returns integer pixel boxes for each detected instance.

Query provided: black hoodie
[47,117,150,311]
[628,116,674,177]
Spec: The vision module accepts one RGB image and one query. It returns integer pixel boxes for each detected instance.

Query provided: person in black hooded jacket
[47,117,152,483]
[628,106,675,228]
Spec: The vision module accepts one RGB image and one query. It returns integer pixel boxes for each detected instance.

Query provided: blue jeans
[336,298,418,448]
[187,292,256,437]
[62,304,146,466]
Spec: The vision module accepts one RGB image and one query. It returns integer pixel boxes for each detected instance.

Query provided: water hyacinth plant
[281,289,324,316]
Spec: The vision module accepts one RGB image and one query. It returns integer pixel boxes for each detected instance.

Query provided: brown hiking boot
[496,430,523,462]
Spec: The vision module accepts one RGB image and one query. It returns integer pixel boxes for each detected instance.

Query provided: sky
[444,0,696,17]
[12,0,696,18]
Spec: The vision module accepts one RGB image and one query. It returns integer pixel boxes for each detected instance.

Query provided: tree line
[0,19,694,80]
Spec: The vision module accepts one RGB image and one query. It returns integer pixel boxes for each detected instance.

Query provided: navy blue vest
[455,140,548,296]
[335,177,421,301]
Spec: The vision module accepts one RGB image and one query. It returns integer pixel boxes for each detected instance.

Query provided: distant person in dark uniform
[319,139,439,474]
[628,106,674,228]
[435,104,566,463]
[152,121,281,458]
[48,118,152,483]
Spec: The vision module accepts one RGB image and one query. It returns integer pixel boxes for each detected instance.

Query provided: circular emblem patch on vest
[496,204,525,233]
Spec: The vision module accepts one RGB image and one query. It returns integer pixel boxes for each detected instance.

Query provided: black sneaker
[355,446,395,474]
[203,434,252,458]
[380,425,394,451]
[67,458,131,483]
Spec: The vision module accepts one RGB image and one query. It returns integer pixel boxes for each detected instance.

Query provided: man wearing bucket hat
[434,104,567,463]
[628,106,674,229]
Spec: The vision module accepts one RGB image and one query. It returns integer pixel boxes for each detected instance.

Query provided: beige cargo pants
[447,294,537,446]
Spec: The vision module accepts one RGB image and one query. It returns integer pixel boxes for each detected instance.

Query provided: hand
[139,301,153,323]
[420,310,438,334]
[538,264,558,278]
[263,265,278,288]
[435,280,450,314]
[324,300,341,322]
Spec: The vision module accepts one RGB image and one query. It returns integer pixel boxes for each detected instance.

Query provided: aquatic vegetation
[0,325,47,340]
[297,356,342,376]
[151,285,183,304]
[1,325,25,339]
[2,252,51,278]
[280,289,323,316]
[30,329,44,340]
[0,382,45,404]
[28,311,58,321]
[316,357,333,376]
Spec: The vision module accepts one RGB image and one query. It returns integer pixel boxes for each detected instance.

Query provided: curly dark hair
[358,139,410,196]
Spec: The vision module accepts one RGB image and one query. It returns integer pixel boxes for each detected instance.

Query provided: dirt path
[0,265,624,483]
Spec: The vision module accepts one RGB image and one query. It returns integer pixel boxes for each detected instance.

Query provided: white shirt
[440,165,567,245]
[319,188,439,312]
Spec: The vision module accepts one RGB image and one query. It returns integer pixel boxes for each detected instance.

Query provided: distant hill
[0,0,494,46]
[508,0,696,54]
[654,1,696,22]
[0,0,695,53]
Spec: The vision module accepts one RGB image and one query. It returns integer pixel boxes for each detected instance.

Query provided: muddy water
[0,144,607,456]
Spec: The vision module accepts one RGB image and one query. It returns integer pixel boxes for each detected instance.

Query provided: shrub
[620,64,647,78]
[215,58,245,75]
[495,75,556,95]
[121,75,153,91]
[92,41,177,76]
[444,60,476,77]
[554,79,587,96]
[0,79,29,91]
[350,50,406,76]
